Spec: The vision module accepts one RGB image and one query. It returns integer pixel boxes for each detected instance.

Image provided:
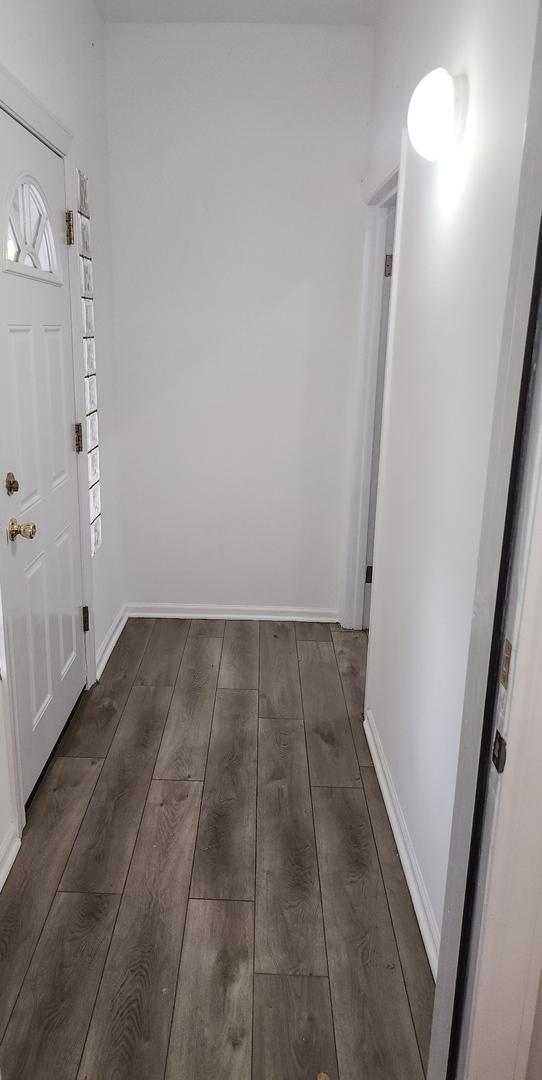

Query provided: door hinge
[65,210,75,246]
[492,729,507,774]
[365,565,373,584]
[82,605,90,633]
[500,638,512,689]
[74,422,83,453]
[384,253,393,278]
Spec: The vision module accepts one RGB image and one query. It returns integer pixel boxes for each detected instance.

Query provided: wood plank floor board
[294,622,334,642]
[362,767,434,1071]
[305,716,361,788]
[298,641,347,723]
[77,781,202,1080]
[58,676,133,760]
[331,630,367,720]
[165,899,253,1080]
[256,716,327,976]
[135,618,189,687]
[259,621,303,720]
[191,689,257,900]
[313,786,424,1080]
[0,756,102,1042]
[61,686,172,894]
[253,974,338,1080]
[349,715,373,768]
[60,618,155,758]
[0,617,434,1080]
[190,618,225,638]
[218,620,259,690]
[102,618,156,681]
[0,892,119,1080]
[154,634,222,781]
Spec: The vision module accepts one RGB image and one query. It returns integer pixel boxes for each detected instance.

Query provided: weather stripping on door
[8,518,37,541]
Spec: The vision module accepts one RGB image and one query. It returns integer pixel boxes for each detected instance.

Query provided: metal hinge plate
[365,565,373,584]
[65,210,75,246]
[74,422,83,453]
[82,605,90,633]
[384,253,393,278]
[492,729,507,774]
[500,638,512,689]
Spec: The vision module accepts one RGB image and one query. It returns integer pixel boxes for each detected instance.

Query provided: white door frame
[461,286,542,1077]
[340,168,399,629]
[0,63,96,835]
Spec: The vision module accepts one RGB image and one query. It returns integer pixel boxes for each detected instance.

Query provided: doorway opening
[363,191,396,628]
[342,168,399,634]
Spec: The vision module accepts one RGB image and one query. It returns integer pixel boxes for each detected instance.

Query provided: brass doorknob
[8,518,37,542]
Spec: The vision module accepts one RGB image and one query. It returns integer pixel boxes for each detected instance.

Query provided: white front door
[0,109,86,800]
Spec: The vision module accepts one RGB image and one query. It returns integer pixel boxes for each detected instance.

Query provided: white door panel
[0,110,85,800]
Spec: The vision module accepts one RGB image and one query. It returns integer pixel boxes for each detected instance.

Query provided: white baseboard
[364,708,440,978]
[95,601,339,680]
[95,604,128,680]
[0,823,21,892]
[126,602,339,623]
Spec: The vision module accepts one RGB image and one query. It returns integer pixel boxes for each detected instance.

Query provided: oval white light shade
[407,68,468,161]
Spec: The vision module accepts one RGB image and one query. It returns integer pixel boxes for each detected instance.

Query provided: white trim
[96,605,129,680]
[341,209,386,627]
[0,824,21,892]
[462,425,542,1078]
[364,708,440,978]
[366,166,401,207]
[95,601,340,682]
[0,62,72,157]
[126,601,339,623]
[341,170,399,629]
[64,165,97,686]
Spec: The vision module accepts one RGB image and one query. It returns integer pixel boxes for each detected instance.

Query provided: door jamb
[340,166,399,629]
[459,221,542,1078]
[0,63,96,837]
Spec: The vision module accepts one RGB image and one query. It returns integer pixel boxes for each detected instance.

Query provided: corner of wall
[95,603,128,680]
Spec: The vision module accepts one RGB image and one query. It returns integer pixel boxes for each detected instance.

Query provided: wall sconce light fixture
[407,68,468,161]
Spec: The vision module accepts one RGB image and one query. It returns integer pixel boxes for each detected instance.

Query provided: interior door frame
[0,63,95,834]
[459,221,542,1078]
[340,167,399,629]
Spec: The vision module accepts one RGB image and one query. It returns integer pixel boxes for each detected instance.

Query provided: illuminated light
[407,68,468,162]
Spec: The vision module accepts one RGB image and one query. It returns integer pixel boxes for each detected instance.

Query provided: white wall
[364,0,539,966]
[0,0,126,655]
[105,23,373,618]
[528,975,542,1080]
[0,0,126,880]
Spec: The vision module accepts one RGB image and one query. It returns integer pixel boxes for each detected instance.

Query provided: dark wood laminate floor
[0,618,434,1080]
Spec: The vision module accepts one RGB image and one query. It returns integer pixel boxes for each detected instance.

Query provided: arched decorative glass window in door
[6,179,57,274]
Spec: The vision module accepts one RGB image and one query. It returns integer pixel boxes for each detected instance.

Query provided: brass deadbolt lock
[5,472,19,496]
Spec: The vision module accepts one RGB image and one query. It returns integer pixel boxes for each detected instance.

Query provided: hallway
[0,617,433,1079]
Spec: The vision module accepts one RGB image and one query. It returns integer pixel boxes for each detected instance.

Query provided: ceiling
[95,0,377,26]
